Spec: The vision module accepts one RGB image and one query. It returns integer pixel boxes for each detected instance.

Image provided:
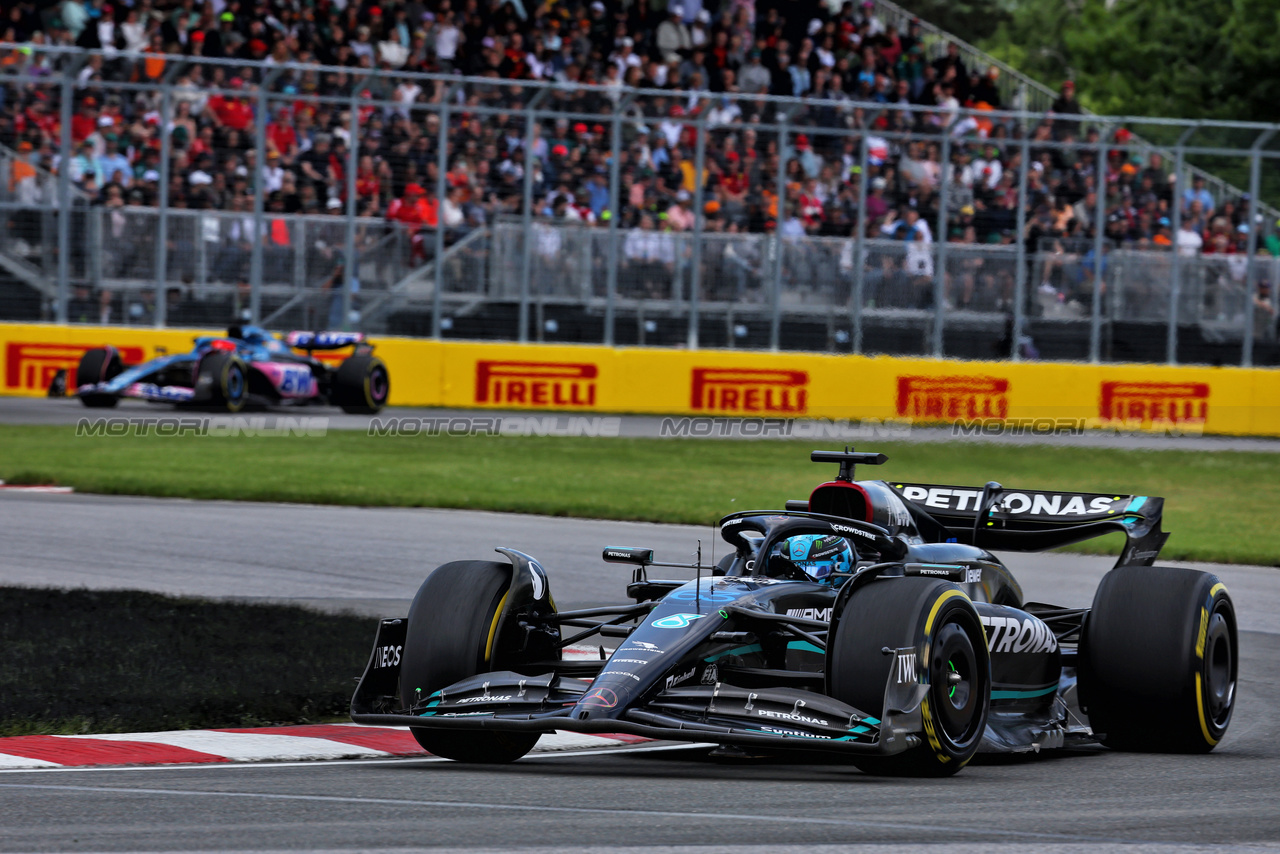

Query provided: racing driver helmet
[773,534,854,585]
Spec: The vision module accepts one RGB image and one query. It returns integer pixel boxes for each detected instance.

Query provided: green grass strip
[1,425,1277,565]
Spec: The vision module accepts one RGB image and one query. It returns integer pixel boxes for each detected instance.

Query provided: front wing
[351,618,929,756]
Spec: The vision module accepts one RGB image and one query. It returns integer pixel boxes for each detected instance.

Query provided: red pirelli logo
[690,368,808,414]
[896,375,1009,420]
[5,342,146,391]
[1099,381,1209,425]
[474,360,598,407]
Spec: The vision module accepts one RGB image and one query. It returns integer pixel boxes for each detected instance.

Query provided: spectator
[1182,175,1215,218]
[738,49,770,96]
[1051,80,1082,138]
[1176,218,1204,257]
[970,66,1001,108]
[656,5,692,65]
[97,134,132,189]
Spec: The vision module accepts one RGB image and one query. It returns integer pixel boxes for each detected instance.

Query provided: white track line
[0,780,1180,842]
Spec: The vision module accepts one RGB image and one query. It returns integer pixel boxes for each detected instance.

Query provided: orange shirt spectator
[9,141,36,192]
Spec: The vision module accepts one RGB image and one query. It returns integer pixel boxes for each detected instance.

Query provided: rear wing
[285,331,369,351]
[885,482,1169,568]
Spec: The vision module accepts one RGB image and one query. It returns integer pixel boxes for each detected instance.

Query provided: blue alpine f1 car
[75,325,389,413]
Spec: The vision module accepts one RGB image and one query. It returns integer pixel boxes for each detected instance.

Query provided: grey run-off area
[1,492,1278,850]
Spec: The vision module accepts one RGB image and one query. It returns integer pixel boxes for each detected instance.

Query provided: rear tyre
[399,560,541,763]
[75,347,123,408]
[830,578,990,777]
[332,354,389,414]
[195,352,248,413]
[1081,565,1236,753]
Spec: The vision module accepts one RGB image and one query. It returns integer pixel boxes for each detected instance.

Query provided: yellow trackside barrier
[3,323,1280,436]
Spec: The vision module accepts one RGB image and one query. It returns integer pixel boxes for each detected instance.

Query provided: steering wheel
[764,553,813,581]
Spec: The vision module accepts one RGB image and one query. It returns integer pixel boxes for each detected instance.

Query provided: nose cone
[570,685,625,721]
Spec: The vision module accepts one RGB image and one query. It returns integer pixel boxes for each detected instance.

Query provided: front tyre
[332,354,389,414]
[399,560,540,763]
[1081,565,1236,753]
[195,352,248,413]
[75,347,123,407]
[830,578,990,777]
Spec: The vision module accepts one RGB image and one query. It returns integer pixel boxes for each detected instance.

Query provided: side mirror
[602,547,654,566]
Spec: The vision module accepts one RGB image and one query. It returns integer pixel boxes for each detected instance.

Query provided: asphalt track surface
[2,492,1280,851]
[8,395,1280,451]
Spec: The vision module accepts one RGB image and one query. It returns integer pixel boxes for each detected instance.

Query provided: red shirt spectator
[208,81,254,131]
[386,184,438,228]
[70,98,98,144]
[798,182,825,230]
[267,109,298,161]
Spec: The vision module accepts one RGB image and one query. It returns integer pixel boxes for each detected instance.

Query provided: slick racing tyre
[195,351,248,413]
[76,347,124,408]
[830,578,990,777]
[399,560,541,763]
[1081,565,1236,753]
[332,354,389,414]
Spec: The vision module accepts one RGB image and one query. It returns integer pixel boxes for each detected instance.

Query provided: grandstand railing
[1,45,1278,366]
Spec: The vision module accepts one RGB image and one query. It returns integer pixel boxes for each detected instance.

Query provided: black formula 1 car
[351,449,1237,776]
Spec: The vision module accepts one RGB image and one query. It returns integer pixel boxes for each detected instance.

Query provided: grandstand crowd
[2,0,1276,312]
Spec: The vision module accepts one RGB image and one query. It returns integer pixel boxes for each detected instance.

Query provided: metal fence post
[852,134,869,354]
[770,119,788,351]
[688,110,708,349]
[1168,125,1198,365]
[250,79,270,325]
[89,208,102,292]
[432,86,457,338]
[292,218,306,289]
[1242,131,1275,367]
[154,82,173,328]
[932,130,951,356]
[1011,121,1031,361]
[55,61,77,323]
[342,81,362,331]
[517,110,535,343]
[604,95,633,347]
[516,90,553,342]
[1089,129,1110,363]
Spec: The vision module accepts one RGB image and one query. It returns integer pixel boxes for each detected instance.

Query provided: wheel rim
[931,621,982,744]
[226,365,245,401]
[1204,609,1234,726]
[369,366,388,403]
